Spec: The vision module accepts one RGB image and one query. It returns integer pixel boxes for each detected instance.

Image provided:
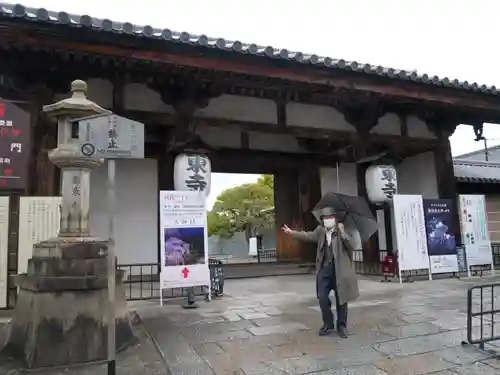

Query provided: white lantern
[365,165,398,203]
[173,153,211,196]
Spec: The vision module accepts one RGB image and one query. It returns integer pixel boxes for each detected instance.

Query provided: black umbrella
[312,192,378,243]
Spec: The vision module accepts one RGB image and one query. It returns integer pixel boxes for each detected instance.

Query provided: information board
[159,190,209,294]
[393,194,430,273]
[77,114,144,159]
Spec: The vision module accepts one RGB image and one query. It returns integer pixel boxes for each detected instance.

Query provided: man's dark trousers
[317,262,348,329]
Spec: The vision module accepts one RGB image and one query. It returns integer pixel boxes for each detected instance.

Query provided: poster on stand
[159,190,209,290]
[423,199,459,274]
[458,195,494,269]
[393,195,430,272]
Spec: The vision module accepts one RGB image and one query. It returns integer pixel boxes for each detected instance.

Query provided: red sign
[182,267,189,279]
[0,98,30,190]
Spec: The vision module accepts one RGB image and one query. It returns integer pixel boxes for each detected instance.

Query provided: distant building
[454,147,500,242]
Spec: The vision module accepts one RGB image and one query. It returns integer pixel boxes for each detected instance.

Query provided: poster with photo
[423,199,459,274]
[159,190,209,290]
[458,194,493,269]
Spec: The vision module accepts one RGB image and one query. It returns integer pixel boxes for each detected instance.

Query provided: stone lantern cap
[43,80,110,119]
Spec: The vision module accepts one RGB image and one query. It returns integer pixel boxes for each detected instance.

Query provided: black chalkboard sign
[456,246,468,273]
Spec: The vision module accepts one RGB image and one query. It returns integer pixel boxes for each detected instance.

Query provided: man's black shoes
[318,325,335,336]
[337,325,348,339]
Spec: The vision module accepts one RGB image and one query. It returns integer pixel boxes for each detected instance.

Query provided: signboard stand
[159,191,210,308]
[74,113,144,375]
[458,195,495,278]
[392,194,432,283]
[182,288,199,309]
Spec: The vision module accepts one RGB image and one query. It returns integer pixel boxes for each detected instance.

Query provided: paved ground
[2,274,500,374]
[0,314,168,375]
[137,274,500,375]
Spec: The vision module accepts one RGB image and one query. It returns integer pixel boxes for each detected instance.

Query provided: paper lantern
[173,153,211,196]
[365,165,398,203]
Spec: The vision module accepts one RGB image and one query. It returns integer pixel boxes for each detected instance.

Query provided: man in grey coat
[282,210,359,338]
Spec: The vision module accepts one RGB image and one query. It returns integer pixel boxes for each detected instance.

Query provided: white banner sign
[159,190,209,291]
[393,194,430,272]
[18,197,61,274]
[458,195,493,268]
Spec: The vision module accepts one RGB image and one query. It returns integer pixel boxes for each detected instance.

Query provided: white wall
[319,163,358,196]
[397,151,439,198]
[89,159,158,265]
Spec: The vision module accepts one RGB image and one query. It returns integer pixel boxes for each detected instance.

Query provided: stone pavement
[0,314,169,375]
[136,274,500,375]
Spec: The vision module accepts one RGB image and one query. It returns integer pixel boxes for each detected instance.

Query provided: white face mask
[323,218,336,228]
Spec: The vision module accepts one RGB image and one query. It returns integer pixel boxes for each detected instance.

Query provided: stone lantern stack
[2,80,135,369]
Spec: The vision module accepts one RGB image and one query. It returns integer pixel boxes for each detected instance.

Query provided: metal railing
[256,248,277,263]
[117,262,204,301]
[466,282,500,350]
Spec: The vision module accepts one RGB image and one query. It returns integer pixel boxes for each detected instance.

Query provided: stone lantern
[2,80,135,369]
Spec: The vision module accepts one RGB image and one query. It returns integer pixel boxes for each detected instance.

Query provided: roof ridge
[1,2,500,96]
[454,144,500,159]
[454,159,500,167]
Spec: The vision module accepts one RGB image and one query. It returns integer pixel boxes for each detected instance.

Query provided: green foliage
[208,175,275,239]
[257,174,274,190]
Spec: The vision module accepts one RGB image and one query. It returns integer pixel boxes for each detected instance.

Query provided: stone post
[45,80,106,236]
[1,80,135,369]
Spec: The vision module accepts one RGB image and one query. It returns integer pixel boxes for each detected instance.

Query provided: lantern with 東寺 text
[173,153,211,196]
[365,165,398,203]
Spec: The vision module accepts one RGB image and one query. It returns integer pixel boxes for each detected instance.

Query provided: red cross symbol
[182,267,189,279]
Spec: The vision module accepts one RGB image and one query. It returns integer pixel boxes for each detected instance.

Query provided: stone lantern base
[1,238,136,369]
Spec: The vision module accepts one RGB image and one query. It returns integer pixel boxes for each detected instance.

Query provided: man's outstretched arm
[282,224,321,243]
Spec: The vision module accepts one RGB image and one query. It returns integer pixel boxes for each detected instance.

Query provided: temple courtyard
[2,274,500,374]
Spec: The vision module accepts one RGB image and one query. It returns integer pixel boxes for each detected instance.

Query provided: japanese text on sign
[0,98,30,189]
[381,167,397,199]
[185,155,208,192]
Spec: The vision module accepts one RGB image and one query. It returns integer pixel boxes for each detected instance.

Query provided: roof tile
[454,160,500,184]
[1,2,500,96]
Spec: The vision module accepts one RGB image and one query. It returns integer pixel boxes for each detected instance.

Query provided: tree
[257,174,274,190]
[208,175,275,239]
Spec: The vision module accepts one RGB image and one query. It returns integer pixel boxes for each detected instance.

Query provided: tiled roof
[1,3,500,97]
[454,145,500,160]
[454,160,500,184]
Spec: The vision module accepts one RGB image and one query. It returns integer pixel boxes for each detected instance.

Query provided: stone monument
[1,80,135,369]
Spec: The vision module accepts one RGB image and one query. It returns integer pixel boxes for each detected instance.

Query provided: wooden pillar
[157,151,174,264]
[298,167,322,263]
[434,132,461,244]
[274,167,321,263]
[356,163,379,264]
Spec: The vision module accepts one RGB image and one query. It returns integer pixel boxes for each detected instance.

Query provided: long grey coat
[291,226,360,305]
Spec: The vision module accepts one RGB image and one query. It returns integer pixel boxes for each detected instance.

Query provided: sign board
[77,114,144,159]
[456,246,468,274]
[18,197,61,274]
[0,197,9,308]
[0,98,30,190]
[159,190,209,299]
[423,199,459,274]
[393,194,430,274]
[458,194,494,270]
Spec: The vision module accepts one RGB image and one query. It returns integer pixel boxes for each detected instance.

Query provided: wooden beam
[125,109,438,151]
[209,148,341,174]
[5,28,500,113]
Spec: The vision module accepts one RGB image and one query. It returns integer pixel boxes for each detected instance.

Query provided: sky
[15,0,500,208]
